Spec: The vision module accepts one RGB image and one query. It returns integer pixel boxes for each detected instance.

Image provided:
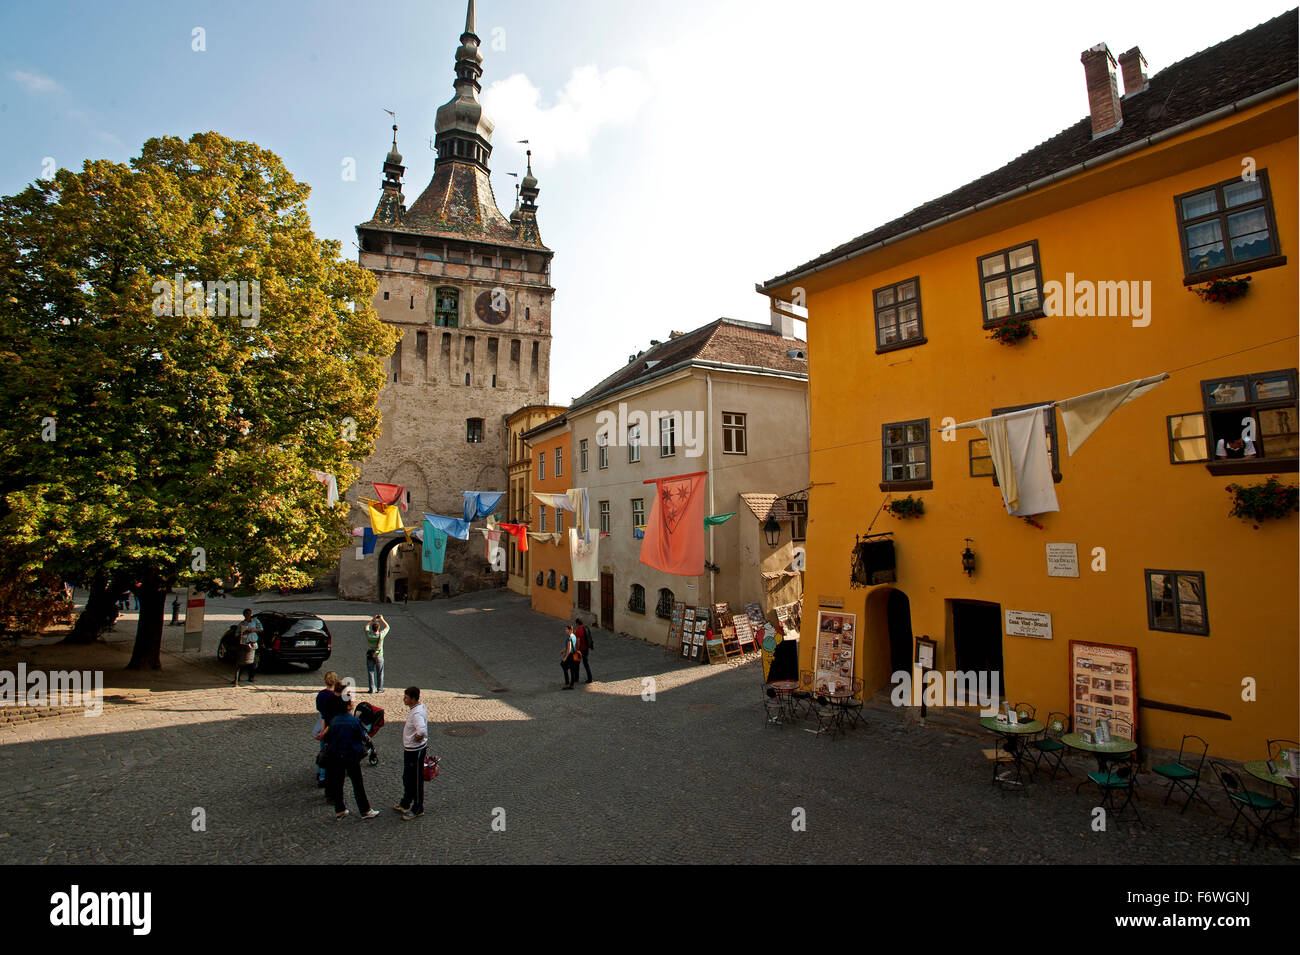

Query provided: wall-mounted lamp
[763,514,782,548]
[961,538,976,577]
[704,561,721,574]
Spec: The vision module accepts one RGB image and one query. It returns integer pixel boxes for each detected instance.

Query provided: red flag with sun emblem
[639,471,707,576]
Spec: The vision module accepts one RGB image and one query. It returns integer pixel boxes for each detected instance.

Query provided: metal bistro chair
[1266,738,1299,761]
[991,732,1029,791]
[1152,735,1213,814]
[1211,760,1287,851]
[807,691,843,739]
[1013,701,1037,723]
[1030,712,1071,780]
[762,684,784,728]
[842,677,866,729]
[791,669,815,718]
[1084,752,1142,823]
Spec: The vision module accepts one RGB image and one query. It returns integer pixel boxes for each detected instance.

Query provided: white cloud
[482,64,651,166]
[10,69,61,94]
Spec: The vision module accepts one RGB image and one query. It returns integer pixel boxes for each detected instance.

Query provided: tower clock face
[475,289,510,325]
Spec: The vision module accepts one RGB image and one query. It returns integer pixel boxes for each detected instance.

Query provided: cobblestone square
[0,591,1290,865]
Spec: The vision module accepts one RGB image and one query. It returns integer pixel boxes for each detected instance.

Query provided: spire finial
[465,0,476,36]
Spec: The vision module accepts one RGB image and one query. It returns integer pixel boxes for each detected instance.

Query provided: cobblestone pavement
[0,590,1293,864]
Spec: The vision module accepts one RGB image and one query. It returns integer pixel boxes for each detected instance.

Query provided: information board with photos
[814,610,857,697]
[1068,640,1139,742]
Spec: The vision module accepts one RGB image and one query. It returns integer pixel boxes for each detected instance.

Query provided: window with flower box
[1175,170,1284,283]
[977,241,1043,326]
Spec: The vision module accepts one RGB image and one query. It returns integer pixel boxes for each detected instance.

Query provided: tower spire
[433,0,493,169]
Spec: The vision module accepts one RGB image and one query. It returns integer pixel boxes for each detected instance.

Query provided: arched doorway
[886,590,914,676]
[376,537,403,603]
[863,586,914,694]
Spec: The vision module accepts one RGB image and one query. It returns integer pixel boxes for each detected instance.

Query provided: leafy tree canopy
[0,132,397,659]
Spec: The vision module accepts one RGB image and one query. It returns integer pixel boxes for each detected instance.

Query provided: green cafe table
[1063,732,1138,790]
[981,717,1043,787]
[1244,760,1298,820]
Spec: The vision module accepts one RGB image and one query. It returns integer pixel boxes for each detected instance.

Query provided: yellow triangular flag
[362,498,401,534]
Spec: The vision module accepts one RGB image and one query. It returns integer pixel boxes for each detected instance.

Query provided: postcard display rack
[678,606,709,660]
[710,603,745,661]
[664,602,687,657]
[1068,640,1139,744]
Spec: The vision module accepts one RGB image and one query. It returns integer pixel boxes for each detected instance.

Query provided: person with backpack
[574,618,594,685]
[560,625,579,690]
[316,696,380,821]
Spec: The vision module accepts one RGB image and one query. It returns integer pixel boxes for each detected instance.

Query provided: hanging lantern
[961,538,977,577]
[763,514,782,548]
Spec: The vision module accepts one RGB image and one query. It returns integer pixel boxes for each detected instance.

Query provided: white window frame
[659,414,676,457]
[554,444,563,477]
[538,452,546,481]
[632,498,645,532]
[556,509,565,534]
[598,433,609,469]
[628,425,641,463]
[580,438,589,472]
[599,500,611,534]
[539,505,547,533]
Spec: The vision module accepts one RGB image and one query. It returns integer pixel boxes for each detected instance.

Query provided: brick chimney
[1118,46,1148,96]
[1080,43,1123,138]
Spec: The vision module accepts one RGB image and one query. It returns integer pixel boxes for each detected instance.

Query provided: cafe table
[1062,733,1138,791]
[1244,760,1299,820]
[980,717,1043,787]
[767,680,800,724]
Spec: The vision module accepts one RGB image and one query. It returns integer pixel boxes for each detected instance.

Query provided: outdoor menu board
[814,610,857,696]
[732,613,755,649]
[711,602,742,658]
[1068,640,1139,742]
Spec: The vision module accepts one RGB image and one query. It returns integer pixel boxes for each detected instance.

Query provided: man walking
[396,686,428,820]
[560,624,579,689]
[365,614,388,693]
[316,696,380,821]
[233,609,261,686]
[574,617,594,685]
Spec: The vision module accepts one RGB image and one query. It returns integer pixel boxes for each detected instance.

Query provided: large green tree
[0,132,397,666]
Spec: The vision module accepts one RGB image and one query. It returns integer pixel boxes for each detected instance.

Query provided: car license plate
[295,639,315,647]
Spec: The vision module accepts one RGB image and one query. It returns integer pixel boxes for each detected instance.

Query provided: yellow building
[505,404,566,595]
[758,15,1298,761]
[523,413,575,622]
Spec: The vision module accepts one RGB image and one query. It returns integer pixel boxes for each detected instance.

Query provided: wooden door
[577,581,591,612]
[600,573,614,631]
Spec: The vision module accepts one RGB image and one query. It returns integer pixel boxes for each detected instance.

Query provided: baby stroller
[354,701,385,767]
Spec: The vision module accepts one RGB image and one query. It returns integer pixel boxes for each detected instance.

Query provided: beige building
[338,2,555,600]
[566,314,810,644]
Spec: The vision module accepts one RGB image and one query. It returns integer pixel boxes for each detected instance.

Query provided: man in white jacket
[397,687,428,821]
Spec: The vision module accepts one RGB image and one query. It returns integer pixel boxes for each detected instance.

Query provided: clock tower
[340,0,555,601]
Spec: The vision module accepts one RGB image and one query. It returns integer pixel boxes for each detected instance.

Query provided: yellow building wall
[794,101,1298,761]
[531,426,574,622]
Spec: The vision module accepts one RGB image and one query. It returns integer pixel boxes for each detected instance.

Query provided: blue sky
[2,0,1294,403]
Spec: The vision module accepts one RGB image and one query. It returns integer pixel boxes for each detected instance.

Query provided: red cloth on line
[639,471,706,576]
[372,482,405,507]
[498,523,529,552]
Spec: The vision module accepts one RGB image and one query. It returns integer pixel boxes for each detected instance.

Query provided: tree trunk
[65,574,120,644]
[126,572,168,670]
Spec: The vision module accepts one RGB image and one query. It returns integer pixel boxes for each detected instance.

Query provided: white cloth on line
[957,406,1059,517]
[1056,373,1169,456]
